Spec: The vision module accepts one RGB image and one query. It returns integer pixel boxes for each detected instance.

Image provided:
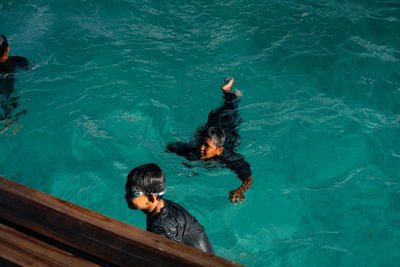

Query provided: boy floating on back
[166,77,253,205]
[124,163,213,253]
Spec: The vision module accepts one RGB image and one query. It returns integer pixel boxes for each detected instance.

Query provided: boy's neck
[142,199,165,216]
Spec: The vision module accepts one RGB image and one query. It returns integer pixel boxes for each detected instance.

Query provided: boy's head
[125,163,165,210]
[200,127,225,159]
[0,34,10,62]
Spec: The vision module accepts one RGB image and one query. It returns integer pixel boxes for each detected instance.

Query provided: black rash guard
[0,56,29,122]
[166,92,252,182]
[147,199,213,253]
[0,56,28,73]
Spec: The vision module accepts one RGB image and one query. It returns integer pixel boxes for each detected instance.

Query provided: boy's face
[0,46,9,62]
[125,187,150,210]
[200,137,223,159]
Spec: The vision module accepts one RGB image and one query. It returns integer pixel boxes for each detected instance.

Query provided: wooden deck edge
[0,176,244,267]
[0,223,100,267]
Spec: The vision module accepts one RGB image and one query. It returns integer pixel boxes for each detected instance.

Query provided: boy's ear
[216,147,224,155]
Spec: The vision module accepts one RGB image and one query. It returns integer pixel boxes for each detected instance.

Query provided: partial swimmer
[0,34,29,133]
[124,163,214,253]
[166,77,253,205]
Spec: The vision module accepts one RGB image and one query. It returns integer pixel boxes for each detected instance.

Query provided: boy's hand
[229,189,245,205]
[229,176,253,205]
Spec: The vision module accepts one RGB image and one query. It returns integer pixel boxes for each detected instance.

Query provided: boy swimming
[124,163,213,253]
[0,34,29,133]
[166,77,253,205]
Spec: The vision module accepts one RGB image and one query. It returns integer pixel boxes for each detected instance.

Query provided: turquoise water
[1,0,400,265]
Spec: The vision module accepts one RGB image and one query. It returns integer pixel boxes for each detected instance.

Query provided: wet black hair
[126,163,165,199]
[0,34,9,58]
[203,126,226,148]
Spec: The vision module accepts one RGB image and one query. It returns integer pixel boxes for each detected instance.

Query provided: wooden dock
[0,176,243,266]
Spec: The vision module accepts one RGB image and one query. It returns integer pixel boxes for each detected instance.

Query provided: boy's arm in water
[221,151,253,204]
[14,56,29,70]
[229,176,253,205]
[166,141,198,160]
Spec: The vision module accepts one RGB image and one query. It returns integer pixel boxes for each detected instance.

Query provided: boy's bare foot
[221,77,234,93]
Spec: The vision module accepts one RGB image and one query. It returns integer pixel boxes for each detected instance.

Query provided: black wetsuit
[166,92,252,182]
[0,56,29,126]
[147,199,213,253]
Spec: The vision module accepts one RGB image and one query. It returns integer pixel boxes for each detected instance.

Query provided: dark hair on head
[203,126,226,148]
[126,163,165,199]
[0,34,9,58]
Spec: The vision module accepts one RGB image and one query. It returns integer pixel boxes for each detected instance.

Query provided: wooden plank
[0,224,100,267]
[0,176,243,267]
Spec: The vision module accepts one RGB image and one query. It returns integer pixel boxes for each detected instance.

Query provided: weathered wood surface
[0,176,244,266]
[0,224,99,267]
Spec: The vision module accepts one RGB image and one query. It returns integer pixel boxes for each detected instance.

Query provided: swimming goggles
[126,187,165,198]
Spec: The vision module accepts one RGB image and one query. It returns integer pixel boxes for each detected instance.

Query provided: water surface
[1,1,399,266]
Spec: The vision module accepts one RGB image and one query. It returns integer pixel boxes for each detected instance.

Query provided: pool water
[1,0,400,266]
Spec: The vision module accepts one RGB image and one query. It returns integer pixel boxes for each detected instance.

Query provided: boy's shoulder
[161,199,186,217]
[0,56,29,72]
[219,150,252,181]
[149,199,194,224]
[146,200,178,237]
[166,141,199,161]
